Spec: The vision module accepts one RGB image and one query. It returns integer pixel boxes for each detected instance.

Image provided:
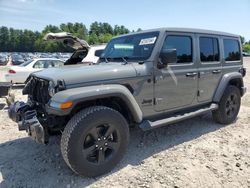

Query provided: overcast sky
[0,0,249,40]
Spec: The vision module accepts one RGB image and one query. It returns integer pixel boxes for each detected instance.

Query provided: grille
[25,76,51,104]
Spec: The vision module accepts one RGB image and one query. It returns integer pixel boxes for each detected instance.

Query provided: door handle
[186,72,197,77]
[212,70,221,74]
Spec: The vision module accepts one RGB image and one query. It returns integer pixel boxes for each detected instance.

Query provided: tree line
[1,23,249,53]
[0,22,141,52]
[241,36,250,52]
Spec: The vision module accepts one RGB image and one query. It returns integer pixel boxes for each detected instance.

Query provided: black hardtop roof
[114,27,239,38]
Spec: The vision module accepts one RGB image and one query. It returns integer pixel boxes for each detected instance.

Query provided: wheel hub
[95,137,108,150]
[226,94,238,117]
[83,124,119,164]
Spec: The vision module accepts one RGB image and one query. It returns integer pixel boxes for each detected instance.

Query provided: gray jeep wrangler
[8,28,246,177]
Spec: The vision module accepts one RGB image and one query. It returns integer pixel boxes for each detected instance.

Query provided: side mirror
[158,49,177,68]
[95,49,104,57]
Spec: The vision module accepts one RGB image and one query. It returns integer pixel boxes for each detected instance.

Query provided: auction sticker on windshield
[139,37,157,45]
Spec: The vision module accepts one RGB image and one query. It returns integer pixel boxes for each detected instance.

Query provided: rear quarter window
[33,60,45,68]
[223,39,241,62]
[53,60,64,67]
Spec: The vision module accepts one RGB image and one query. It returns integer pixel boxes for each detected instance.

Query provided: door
[197,35,222,102]
[154,33,198,112]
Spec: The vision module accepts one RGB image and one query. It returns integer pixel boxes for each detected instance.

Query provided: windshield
[101,31,159,61]
[12,54,23,60]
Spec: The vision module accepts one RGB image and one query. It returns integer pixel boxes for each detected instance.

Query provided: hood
[32,63,137,87]
[44,32,90,50]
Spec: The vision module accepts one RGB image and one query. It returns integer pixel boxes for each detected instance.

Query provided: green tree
[73,23,88,40]
[240,36,245,44]
[42,25,61,34]
[90,22,113,36]
[243,44,250,52]
[0,22,133,52]
[89,21,101,36]
[98,33,113,43]
[113,25,129,35]
[88,33,99,44]
[0,26,10,51]
[9,28,18,51]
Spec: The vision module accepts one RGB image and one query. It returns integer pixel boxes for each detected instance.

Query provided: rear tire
[212,85,241,124]
[61,106,129,177]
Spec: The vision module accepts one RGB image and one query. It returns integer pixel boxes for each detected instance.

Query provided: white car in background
[82,44,106,64]
[5,58,64,83]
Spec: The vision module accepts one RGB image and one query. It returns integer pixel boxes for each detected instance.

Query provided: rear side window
[200,37,219,62]
[53,60,64,67]
[162,35,192,63]
[33,60,45,68]
[223,39,241,61]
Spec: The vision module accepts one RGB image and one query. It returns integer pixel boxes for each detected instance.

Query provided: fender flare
[213,72,244,102]
[47,84,143,123]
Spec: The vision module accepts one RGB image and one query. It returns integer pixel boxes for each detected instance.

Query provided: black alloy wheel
[61,106,129,177]
[83,123,120,164]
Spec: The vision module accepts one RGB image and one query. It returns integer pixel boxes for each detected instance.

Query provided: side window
[223,39,240,61]
[46,61,54,68]
[33,60,45,68]
[200,37,219,62]
[53,60,64,67]
[162,35,192,63]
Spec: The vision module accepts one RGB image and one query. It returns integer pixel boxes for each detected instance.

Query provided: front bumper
[8,101,47,144]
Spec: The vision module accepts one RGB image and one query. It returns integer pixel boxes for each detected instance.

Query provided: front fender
[213,72,244,102]
[46,84,143,123]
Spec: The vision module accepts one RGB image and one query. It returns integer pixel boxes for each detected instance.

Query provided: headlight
[48,81,55,97]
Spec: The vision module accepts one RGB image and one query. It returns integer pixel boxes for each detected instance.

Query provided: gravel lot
[0,58,250,188]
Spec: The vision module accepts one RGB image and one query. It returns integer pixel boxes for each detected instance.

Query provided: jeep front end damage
[8,101,48,144]
[8,76,69,144]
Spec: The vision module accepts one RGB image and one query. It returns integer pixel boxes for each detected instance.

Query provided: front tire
[61,106,129,177]
[212,85,241,124]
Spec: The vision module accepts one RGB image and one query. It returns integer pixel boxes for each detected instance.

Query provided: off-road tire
[212,85,241,124]
[61,106,129,177]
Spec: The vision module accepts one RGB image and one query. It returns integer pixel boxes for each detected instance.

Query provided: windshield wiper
[99,57,109,63]
[121,57,128,65]
[104,57,109,63]
[101,56,129,64]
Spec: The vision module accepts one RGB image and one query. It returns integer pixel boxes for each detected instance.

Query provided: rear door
[197,35,222,102]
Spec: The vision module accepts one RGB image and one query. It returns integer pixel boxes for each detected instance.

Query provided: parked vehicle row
[11,54,25,65]
[0,55,8,66]
[1,42,106,83]
[243,51,250,56]
[0,52,73,66]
